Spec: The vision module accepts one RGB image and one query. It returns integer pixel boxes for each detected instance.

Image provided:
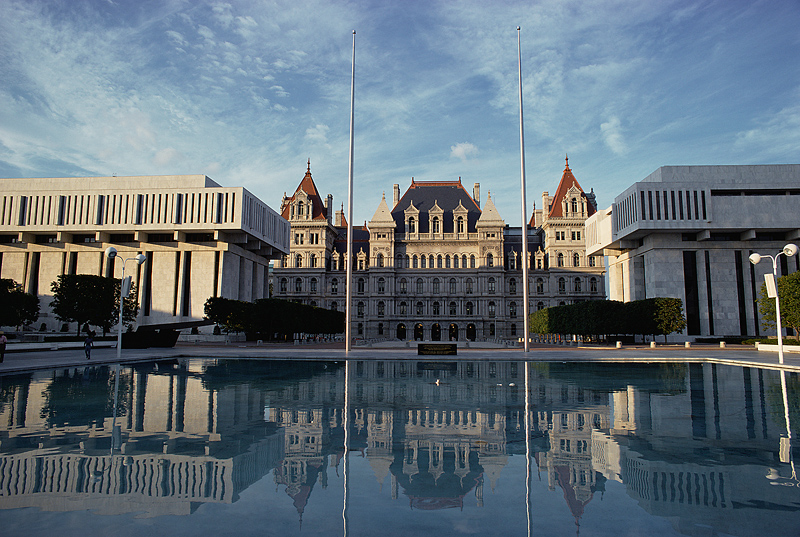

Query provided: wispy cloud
[600,117,628,155]
[450,142,478,161]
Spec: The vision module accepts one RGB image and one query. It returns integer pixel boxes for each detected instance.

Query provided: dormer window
[457,216,464,233]
[432,216,440,233]
[571,198,578,213]
[409,217,416,233]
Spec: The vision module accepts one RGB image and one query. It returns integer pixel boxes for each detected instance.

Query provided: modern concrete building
[275,159,605,342]
[0,175,289,332]
[586,165,800,339]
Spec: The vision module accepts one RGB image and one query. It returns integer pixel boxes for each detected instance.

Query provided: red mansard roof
[548,156,596,218]
[280,161,328,221]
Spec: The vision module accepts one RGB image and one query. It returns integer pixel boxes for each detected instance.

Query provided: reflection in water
[0,360,799,535]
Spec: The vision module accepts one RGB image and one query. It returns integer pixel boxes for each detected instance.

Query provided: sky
[1,0,799,226]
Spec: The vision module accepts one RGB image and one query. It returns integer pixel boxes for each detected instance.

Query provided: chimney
[473,183,480,208]
[335,208,344,227]
[325,194,333,224]
[393,184,400,207]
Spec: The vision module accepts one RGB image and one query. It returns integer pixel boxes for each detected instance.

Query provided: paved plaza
[2,340,800,374]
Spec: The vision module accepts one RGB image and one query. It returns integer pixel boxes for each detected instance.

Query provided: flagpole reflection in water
[343,359,351,536]
[111,363,121,454]
[780,370,797,481]
[525,361,532,537]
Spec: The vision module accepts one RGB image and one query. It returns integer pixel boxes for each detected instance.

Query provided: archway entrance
[449,323,459,341]
[414,323,424,341]
[466,323,477,341]
[397,323,406,340]
[431,323,441,341]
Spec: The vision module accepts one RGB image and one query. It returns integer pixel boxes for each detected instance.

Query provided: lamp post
[749,243,798,364]
[105,247,146,360]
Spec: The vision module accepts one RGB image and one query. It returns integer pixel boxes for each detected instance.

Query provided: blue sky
[1,0,798,225]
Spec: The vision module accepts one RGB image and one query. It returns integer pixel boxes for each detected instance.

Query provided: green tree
[652,298,687,343]
[50,274,139,336]
[759,271,800,340]
[0,279,40,329]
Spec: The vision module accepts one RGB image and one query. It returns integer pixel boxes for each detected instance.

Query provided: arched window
[589,256,597,267]
[488,301,496,318]
[487,253,494,267]
[432,216,440,233]
[295,254,302,268]
[509,278,517,295]
[295,278,302,292]
[396,254,403,268]
[310,278,318,293]
[408,217,416,233]
[421,255,426,268]
[331,278,338,294]
[437,255,443,268]
[537,301,544,311]
[399,278,407,294]
[509,301,517,318]
[466,278,473,294]
[377,301,385,316]
[413,255,418,268]
[536,278,544,294]
[571,198,578,213]
[432,301,440,316]
[416,301,424,315]
[331,301,338,311]
[466,301,474,315]
[590,277,598,293]
[280,278,287,294]
[377,253,384,267]
[432,278,440,294]
[454,255,459,268]
[298,201,304,216]
[429,255,434,268]
[310,300,317,307]
[470,255,476,268]
[558,277,566,294]
[357,301,365,318]
[405,255,410,268]
[357,277,365,293]
[310,254,317,267]
[445,255,451,268]
[574,277,582,292]
[463,255,468,268]
[457,216,464,233]
[416,278,424,294]
[557,253,564,267]
[449,278,457,294]
[488,277,496,294]
[399,301,408,314]
[378,277,385,294]
[573,253,580,267]
[449,301,458,315]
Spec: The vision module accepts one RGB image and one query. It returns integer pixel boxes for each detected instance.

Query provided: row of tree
[0,279,40,329]
[529,297,687,342]
[204,296,344,340]
[759,271,800,339]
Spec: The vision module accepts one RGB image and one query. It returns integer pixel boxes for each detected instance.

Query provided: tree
[758,270,800,340]
[0,278,40,329]
[652,298,687,343]
[50,274,139,336]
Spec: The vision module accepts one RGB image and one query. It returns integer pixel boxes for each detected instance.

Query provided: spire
[565,154,570,170]
[307,158,311,172]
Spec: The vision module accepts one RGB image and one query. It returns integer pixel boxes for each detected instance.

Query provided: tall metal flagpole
[518,27,530,353]
[345,30,356,354]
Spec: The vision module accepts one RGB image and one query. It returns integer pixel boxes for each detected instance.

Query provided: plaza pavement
[2,339,800,375]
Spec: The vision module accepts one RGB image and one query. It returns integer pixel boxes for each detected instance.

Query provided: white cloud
[600,117,628,155]
[153,147,184,167]
[450,142,478,161]
[305,124,329,144]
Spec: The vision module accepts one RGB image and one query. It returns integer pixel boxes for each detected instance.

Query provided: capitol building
[274,158,606,342]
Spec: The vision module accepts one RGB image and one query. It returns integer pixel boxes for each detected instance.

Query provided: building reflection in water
[0,359,798,536]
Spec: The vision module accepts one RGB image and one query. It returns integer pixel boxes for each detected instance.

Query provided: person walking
[84,332,94,360]
[0,331,7,363]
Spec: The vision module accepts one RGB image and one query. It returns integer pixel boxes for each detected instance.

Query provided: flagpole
[345,30,356,354]
[518,26,530,352]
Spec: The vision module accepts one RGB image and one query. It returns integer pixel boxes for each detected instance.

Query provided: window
[432,216,440,233]
[357,322,363,335]
[416,278,424,294]
[396,254,403,268]
[358,278,365,293]
[429,255,434,267]
[457,216,464,233]
[437,255,443,268]
[449,278,457,294]
[589,256,596,267]
[280,278,287,294]
[511,323,517,336]
[590,277,598,293]
[488,277,496,294]
[378,322,384,335]
[432,301,440,316]
[445,255,451,268]
[421,255,426,268]
[449,302,457,315]
[558,277,566,294]
[416,301,424,315]
[470,255,476,268]
[399,278,407,294]
[357,301,365,317]
[377,253,384,267]
[358,259,364,270]
[466,278,473,294]
[295,278,302,292]
[509,301,517,318]
[536,278,544,294]
[413,255,419,268]
[488,301,496,318]
[433,278,440,294]
[487,253,493,267]
[571,198,578,213]
[454,255,459,268]
[378,301,385,316]
[557,253,564,267]
[399,301,408,314]
[463,255,468,268]
[574,277,582,292]
[573,253,580,267]
[537,301,544,310]
[295,254,302,268]
[509,278,517,294]
[310,278,318,293]
[378,278,385,294]
[466,301,474,315]
[331,278,339,294]
[310,254,317,268]
[331,301,338,311]
[409,217,416,232]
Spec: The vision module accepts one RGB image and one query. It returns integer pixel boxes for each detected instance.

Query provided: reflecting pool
[1,359,799,536]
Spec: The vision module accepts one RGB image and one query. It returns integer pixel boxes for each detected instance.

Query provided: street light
[749,243,798,364]
[105,247,146,359]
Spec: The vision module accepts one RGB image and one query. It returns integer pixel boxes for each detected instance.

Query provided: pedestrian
[0,331,7,363]
[84,332,94,360]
